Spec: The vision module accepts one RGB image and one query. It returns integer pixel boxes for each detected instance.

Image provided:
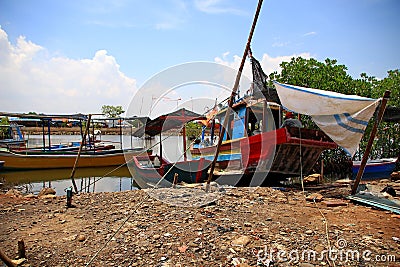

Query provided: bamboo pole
[70,114,92,194]
[351,91,391,195]
[205,0,264,191]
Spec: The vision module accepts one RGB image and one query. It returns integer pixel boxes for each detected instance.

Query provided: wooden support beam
[70,114,92,194]
[351,91,391,195]
[206,0,264,191]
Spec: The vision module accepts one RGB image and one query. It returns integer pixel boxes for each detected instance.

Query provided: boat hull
[191,127,337,178]
[130,155,211,189]
[0,149,146,170]
[352,158,397,180]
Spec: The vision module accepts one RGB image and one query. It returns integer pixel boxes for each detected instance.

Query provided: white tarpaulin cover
[274,81,381,156]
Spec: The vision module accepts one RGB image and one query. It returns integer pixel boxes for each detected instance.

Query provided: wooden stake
[172,173,179,188]
[206,0,264,191]
[351,91,391,195]
[17,240,26,259]
[70,114,92,194]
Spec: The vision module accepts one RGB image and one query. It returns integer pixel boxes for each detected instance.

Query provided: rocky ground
[0,183,399,267]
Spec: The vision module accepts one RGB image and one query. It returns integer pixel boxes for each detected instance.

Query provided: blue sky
[0,0,399,115]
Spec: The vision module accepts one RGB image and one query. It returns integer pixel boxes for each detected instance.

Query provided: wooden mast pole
[70,114,92,194]
[351,91,391,195]
[205,0,264,191]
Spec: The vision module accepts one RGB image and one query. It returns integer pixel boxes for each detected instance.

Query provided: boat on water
[0,148,148,170]
[131,108,211,188]
[0,123,27,150]
[352,158,397,180]
[0,160,4,170]
[130,155,210,189]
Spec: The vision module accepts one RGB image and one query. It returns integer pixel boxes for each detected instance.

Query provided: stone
[322,200,348,207]
[38,187,56,197]
[391,171,400,181]
[244,222,252,227]
[303,174,321,184]
[305,230,313,235]
[231,236,251,247]
[77,234,86,242]
[178,245,188,253]
[5,189,22,198]
[306,193,323,202]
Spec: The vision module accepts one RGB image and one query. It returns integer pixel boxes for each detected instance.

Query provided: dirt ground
[0,184,399,267]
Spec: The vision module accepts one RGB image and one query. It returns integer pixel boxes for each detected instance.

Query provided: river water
[0,134,188,195]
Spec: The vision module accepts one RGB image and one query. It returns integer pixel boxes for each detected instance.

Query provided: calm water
[0,134,188,195]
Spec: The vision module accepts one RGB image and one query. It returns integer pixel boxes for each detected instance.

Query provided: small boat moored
[130,155,211,189]
[352,158,397,180]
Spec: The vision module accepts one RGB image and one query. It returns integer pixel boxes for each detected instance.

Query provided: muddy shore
[1,184,399,267]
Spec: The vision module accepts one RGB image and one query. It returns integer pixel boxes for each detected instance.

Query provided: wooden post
[206,0,264,191]
[42,120,45,151]
[18,240,26,259]
[351,91,391,195]
[70,114,92,194]
[182,125,187,161]
[119,118,122,149]
[0,248,16,267]
[47,119,51,151]
[159,131,163,158]
[172,173,179,188]
[320,159,324,184]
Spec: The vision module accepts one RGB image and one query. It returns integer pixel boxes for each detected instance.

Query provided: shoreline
[1,185,399,266]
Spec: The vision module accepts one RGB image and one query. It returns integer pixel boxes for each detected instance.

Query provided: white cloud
[194,0,246,15]
[303,31,317,37]
[214,52,312,79]
[0,28,136,114]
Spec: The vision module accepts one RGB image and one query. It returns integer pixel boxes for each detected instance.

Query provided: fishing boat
[190,95,338,183]
[130,155,210,189]
[0,148,148,170]
[352,158,397,180]
[131,108,211,188]
[0,123,27,150]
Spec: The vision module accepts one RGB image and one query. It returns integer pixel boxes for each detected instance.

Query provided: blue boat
[352,158,397,180]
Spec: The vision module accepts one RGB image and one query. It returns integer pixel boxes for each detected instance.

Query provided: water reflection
[0,134,187,195]
[0,166,138,195]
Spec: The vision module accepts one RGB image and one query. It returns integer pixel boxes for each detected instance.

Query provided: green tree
[101,105,124,118]
[268,56,400,176]
[102,105,124,128]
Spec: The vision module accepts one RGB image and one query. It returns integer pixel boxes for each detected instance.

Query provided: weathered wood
[70,114,92,194]
[172,173,179,188]
[17,240,25,259]
[206,0,264,191]
[351,91,390,195]
[0,248,16,267]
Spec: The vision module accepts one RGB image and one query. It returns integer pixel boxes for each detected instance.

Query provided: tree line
[268,57,399,177]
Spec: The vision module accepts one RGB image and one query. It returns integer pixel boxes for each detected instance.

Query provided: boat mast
[206,0,264,190]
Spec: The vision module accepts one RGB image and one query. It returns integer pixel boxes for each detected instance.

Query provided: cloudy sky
[0,0,399,116]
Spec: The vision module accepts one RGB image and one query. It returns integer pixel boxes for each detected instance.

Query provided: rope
[313,198,336,267]
[85,130,204,266]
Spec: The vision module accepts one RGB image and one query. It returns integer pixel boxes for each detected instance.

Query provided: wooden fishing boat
[131,108,211,188]
[0,148,148,170]
[191,97,337,181]
[352,158,397,180]
[130,155,210,189]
